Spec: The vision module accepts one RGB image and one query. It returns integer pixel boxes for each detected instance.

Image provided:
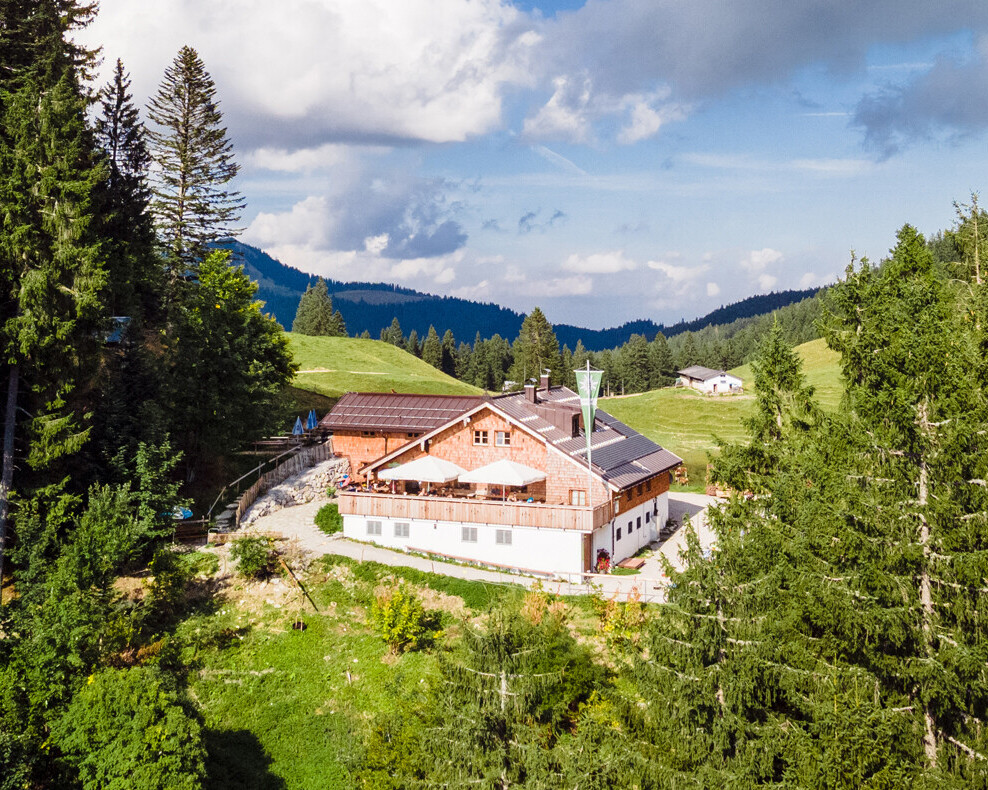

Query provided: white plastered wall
[342,514,586,576]
[591,492,670,567]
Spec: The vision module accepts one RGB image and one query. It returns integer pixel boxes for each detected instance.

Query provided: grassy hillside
[288,334,481,398]
[602,338,842,484]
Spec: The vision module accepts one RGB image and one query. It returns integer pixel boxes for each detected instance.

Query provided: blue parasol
[292,416,304,436]
[306,409,318,430]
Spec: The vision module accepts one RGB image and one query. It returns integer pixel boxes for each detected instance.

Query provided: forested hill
[221,240,818,350]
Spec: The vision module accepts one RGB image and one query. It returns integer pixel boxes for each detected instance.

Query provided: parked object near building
[676,365,743,394]
[326,374,682,577]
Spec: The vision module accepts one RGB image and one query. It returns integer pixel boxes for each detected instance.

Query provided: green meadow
[288,334,481,398]
[602,338,842,484]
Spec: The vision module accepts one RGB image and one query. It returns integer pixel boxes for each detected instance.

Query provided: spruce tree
[648,332,675,387]
[380,317,403,345]
[405,329,420,357]
[146,45,244,277]
[0,0,106,590]
[511,307,561,384]
[292,279,344,336]
[94,59,158,320]
[440,329,457,376]
[421,326,442,369]
[619,333,651,393]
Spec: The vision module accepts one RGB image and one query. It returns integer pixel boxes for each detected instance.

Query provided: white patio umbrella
[378,456,466,489]
[458,459,546,500]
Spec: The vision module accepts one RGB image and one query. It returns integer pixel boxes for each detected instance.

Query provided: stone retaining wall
[242,457,350,525]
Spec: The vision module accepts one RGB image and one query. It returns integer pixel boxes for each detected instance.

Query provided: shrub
[230,536,274,579]
[326,485,336,497]
[315,502,343,535]
[371,584,427,653]
[53,667,206,790]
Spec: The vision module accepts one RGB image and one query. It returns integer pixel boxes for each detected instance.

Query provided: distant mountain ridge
[219,240,818,352]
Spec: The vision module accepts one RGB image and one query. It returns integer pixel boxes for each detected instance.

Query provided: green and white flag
[575,363,603,502]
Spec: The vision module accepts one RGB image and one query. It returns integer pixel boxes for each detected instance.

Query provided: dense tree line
[0,4,294,787]
[356,208,988,786]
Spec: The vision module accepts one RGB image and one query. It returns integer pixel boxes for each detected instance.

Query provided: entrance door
[583,534,593,572]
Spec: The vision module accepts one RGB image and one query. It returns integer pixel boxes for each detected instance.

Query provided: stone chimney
[524,382,537,403]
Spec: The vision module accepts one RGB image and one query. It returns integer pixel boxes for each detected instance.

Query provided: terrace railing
[339,491,613,532]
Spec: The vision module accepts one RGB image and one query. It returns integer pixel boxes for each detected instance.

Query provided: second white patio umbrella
[458,459,546,500]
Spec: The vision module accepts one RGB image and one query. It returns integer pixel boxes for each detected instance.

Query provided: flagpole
[586,360,593,509]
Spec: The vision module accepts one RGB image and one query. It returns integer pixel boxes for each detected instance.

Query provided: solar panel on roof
[586,434,662,470]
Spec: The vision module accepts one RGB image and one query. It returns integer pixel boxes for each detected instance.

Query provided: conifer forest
[3,3,988,789]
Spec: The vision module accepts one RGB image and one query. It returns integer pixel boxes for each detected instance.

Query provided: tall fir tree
[440,329,457,376]
[292,279,345,336]
[421,325,442,369]
[146,45,244,278]
[511,307,561,384]
[0,0,106,590]
[648,332,675,388]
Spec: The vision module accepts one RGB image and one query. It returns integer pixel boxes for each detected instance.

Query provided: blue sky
[82,1,988,328]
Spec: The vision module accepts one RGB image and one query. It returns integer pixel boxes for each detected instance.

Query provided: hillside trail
[242,493,718,603]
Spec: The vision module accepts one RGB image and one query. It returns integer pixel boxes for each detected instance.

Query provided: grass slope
[602,338,842,484]
[288,335,481,398]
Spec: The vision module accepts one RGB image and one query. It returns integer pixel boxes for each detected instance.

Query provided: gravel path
[242,492,721,602]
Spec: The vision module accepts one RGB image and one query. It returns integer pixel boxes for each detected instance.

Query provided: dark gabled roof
[320,392,485,434]
[493,387,682,489]
[677,365,730,381]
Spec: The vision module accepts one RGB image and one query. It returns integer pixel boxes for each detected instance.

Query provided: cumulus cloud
[706,282,721,297]
[246,144,350,173]
[563,251,637,274]
[740,248,784,272]
[543,275,593,296]
[758,273,779,291]
[82,0,538,147]
[646,256,708,283]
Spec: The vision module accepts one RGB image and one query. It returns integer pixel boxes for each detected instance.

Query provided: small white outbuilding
[677,365,743,394]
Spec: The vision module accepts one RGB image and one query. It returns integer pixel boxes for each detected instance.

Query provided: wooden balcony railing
[338,492,613,532]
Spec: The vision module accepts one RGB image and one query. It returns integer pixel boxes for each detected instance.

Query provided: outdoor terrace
[338,490,614,532]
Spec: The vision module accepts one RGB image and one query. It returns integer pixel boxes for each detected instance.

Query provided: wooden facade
[339,491,614,532]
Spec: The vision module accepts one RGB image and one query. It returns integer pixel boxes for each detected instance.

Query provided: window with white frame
[495,529,512,545]
[473,430,489,446]
[367,520,382,536]
[570,489,587,506]
[461,526,478,543]
[394,522,410,538]
[495,431,511,447]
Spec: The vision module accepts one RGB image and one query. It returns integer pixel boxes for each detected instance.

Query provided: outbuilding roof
[319,392,485,434]
[677,365,733,381]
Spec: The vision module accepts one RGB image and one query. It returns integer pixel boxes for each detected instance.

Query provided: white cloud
[706,282,721,297]
[450,280,492,299]
[523,75,594,143]
[246,143,350,173]
[617,93,688,144]
[248,196,332,247]
[543,275,593,296]
[563,251,637,274]
[741,248,784,272]
[646,258,708,283]
[83,0,537,145]
[758,273,779,291]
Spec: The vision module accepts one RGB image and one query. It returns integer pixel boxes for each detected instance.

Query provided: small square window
[361,430,375,437]
[570,490,587,506]
[367,520,382,536]
[495,431,511,447]
[394,522,409,538]
[473,430,489,446]
[646,479,653,492]
[616,528,622,540]
[462,526,478,543]
[495,529,512,545]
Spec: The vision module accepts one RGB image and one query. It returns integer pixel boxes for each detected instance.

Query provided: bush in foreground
[371,584,428,653]
[229,536,274,579]
[53,667,206,790]
[315,502,343,535]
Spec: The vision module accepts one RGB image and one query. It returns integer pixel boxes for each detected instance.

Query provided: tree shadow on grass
[204,729,287,790]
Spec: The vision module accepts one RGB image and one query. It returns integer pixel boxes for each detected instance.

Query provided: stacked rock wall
[242,457,351,525]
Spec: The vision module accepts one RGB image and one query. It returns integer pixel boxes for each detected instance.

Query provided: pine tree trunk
[917,403,937,766]
[0,363,18,598]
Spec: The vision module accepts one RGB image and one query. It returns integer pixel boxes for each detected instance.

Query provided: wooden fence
[233,441,334,528]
